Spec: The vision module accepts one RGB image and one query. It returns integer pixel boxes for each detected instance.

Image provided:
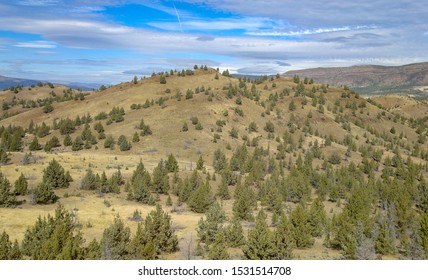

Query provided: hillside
[284,63,428,96]
[0,68,427,260]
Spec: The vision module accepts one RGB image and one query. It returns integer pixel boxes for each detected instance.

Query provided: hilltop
[284,62,428,96]
[0,67,427,260]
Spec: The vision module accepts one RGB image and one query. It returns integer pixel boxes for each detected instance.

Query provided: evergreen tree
[196,155,204,170]
[14,173,28,195]
[208,232,230,260]
[213,149,227,173]
[71,136,84,151]
[85,239,101,260]
[242,209,277,260]
[29,136,42,151]
[188,180,212,213]
[290,204,314,248]
[118,135,131,151]
[225,217,245,247]
[165,154,179,172]
[308,198,327,237]
[63,134,72,146]
[132,132,140,143]
[273,213,294,259]
[197,202,226,244]
[142,204,179,254]
[0,173,16,207]
[0,148,10,165]
[130,164,153,204]
[100,216,131,259]
[21,205,84,259]
[420,212,428,259]
[233,181,256,221]
[0,231,12,259]
[129,223,157,259]
[216,178,231,200]
[152,159,169,194]
[80,169,97,190]
[42,159,70,189]
[34,182,57,204]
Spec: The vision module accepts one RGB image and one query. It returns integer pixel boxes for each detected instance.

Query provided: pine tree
[225,217,245,247]
[152,159,169,194]
[34,182,57,204]
[208,232,230,260]
[242,209,277,260]
[42,159,70,189]
[100,216,131,259]
[142,204,179,253]
[233,181,256,221]
[29,136,42,151]
[0,173,16,207]
[165,154,179,172]
[132,132,140,143]
[21,205,84,259]
[419,212,428,259]
[290,204,314,248]
[80,169,97,190]
[308,198,327,237]
[85,239,101,260]
[0,231,12,259]
[273,213,294,259]
[0,148,10,165]
[63,134,72,146]
[216,178,231,200]
[129,223,157,259]
[197,202,226,244]
[188,180,212,213]
[14,173,28,195]
[196,155,204,170]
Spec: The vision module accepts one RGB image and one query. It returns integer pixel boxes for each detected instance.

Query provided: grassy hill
[284,62,428,97]
[0,68,427,260]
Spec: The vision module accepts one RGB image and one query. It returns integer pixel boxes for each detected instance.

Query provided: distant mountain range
[0,75,98,91]
[284,62,428,96]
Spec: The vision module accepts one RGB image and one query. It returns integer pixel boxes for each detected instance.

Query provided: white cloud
[14,40,57,48]
[246,25,377,37]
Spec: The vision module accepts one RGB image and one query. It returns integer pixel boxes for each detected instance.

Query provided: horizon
[0,0,427,85]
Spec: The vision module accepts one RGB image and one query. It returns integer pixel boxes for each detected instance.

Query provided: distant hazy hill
[284,62,428,95]
[0,75,97,91]
[0,75,40,90]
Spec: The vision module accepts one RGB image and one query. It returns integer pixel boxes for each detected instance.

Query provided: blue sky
[0,0,427,85]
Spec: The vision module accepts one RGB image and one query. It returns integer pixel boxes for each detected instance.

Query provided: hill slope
[284,63,428,96]
[0,68,427,260]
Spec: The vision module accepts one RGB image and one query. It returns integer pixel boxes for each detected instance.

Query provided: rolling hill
[0,67,427,260]
[284,62,428,96]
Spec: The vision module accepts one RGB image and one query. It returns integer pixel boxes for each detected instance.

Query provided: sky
[0,0,427,85]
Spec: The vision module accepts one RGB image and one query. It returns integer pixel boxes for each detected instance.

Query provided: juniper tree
[290,204,314,248]
[81,169,97,190]
[273,213,294,259]
[100,216,131,260]
[188,179,213,213]
[152,159,169,194]
[242,209,276,260]
[0,173,16,207]
[42,159,70,189]
[29,136,42,151]
[142,204,179,254]
[208,232,230,260]
[14,173,28,195]
[196,155,204,170]
[197,202,226,245]
[233,180,256,221]
[21,205,84,259]
[165,154,179,172]
[225,217,245,247]
[129,223,157,260]
[0,231,12,260]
